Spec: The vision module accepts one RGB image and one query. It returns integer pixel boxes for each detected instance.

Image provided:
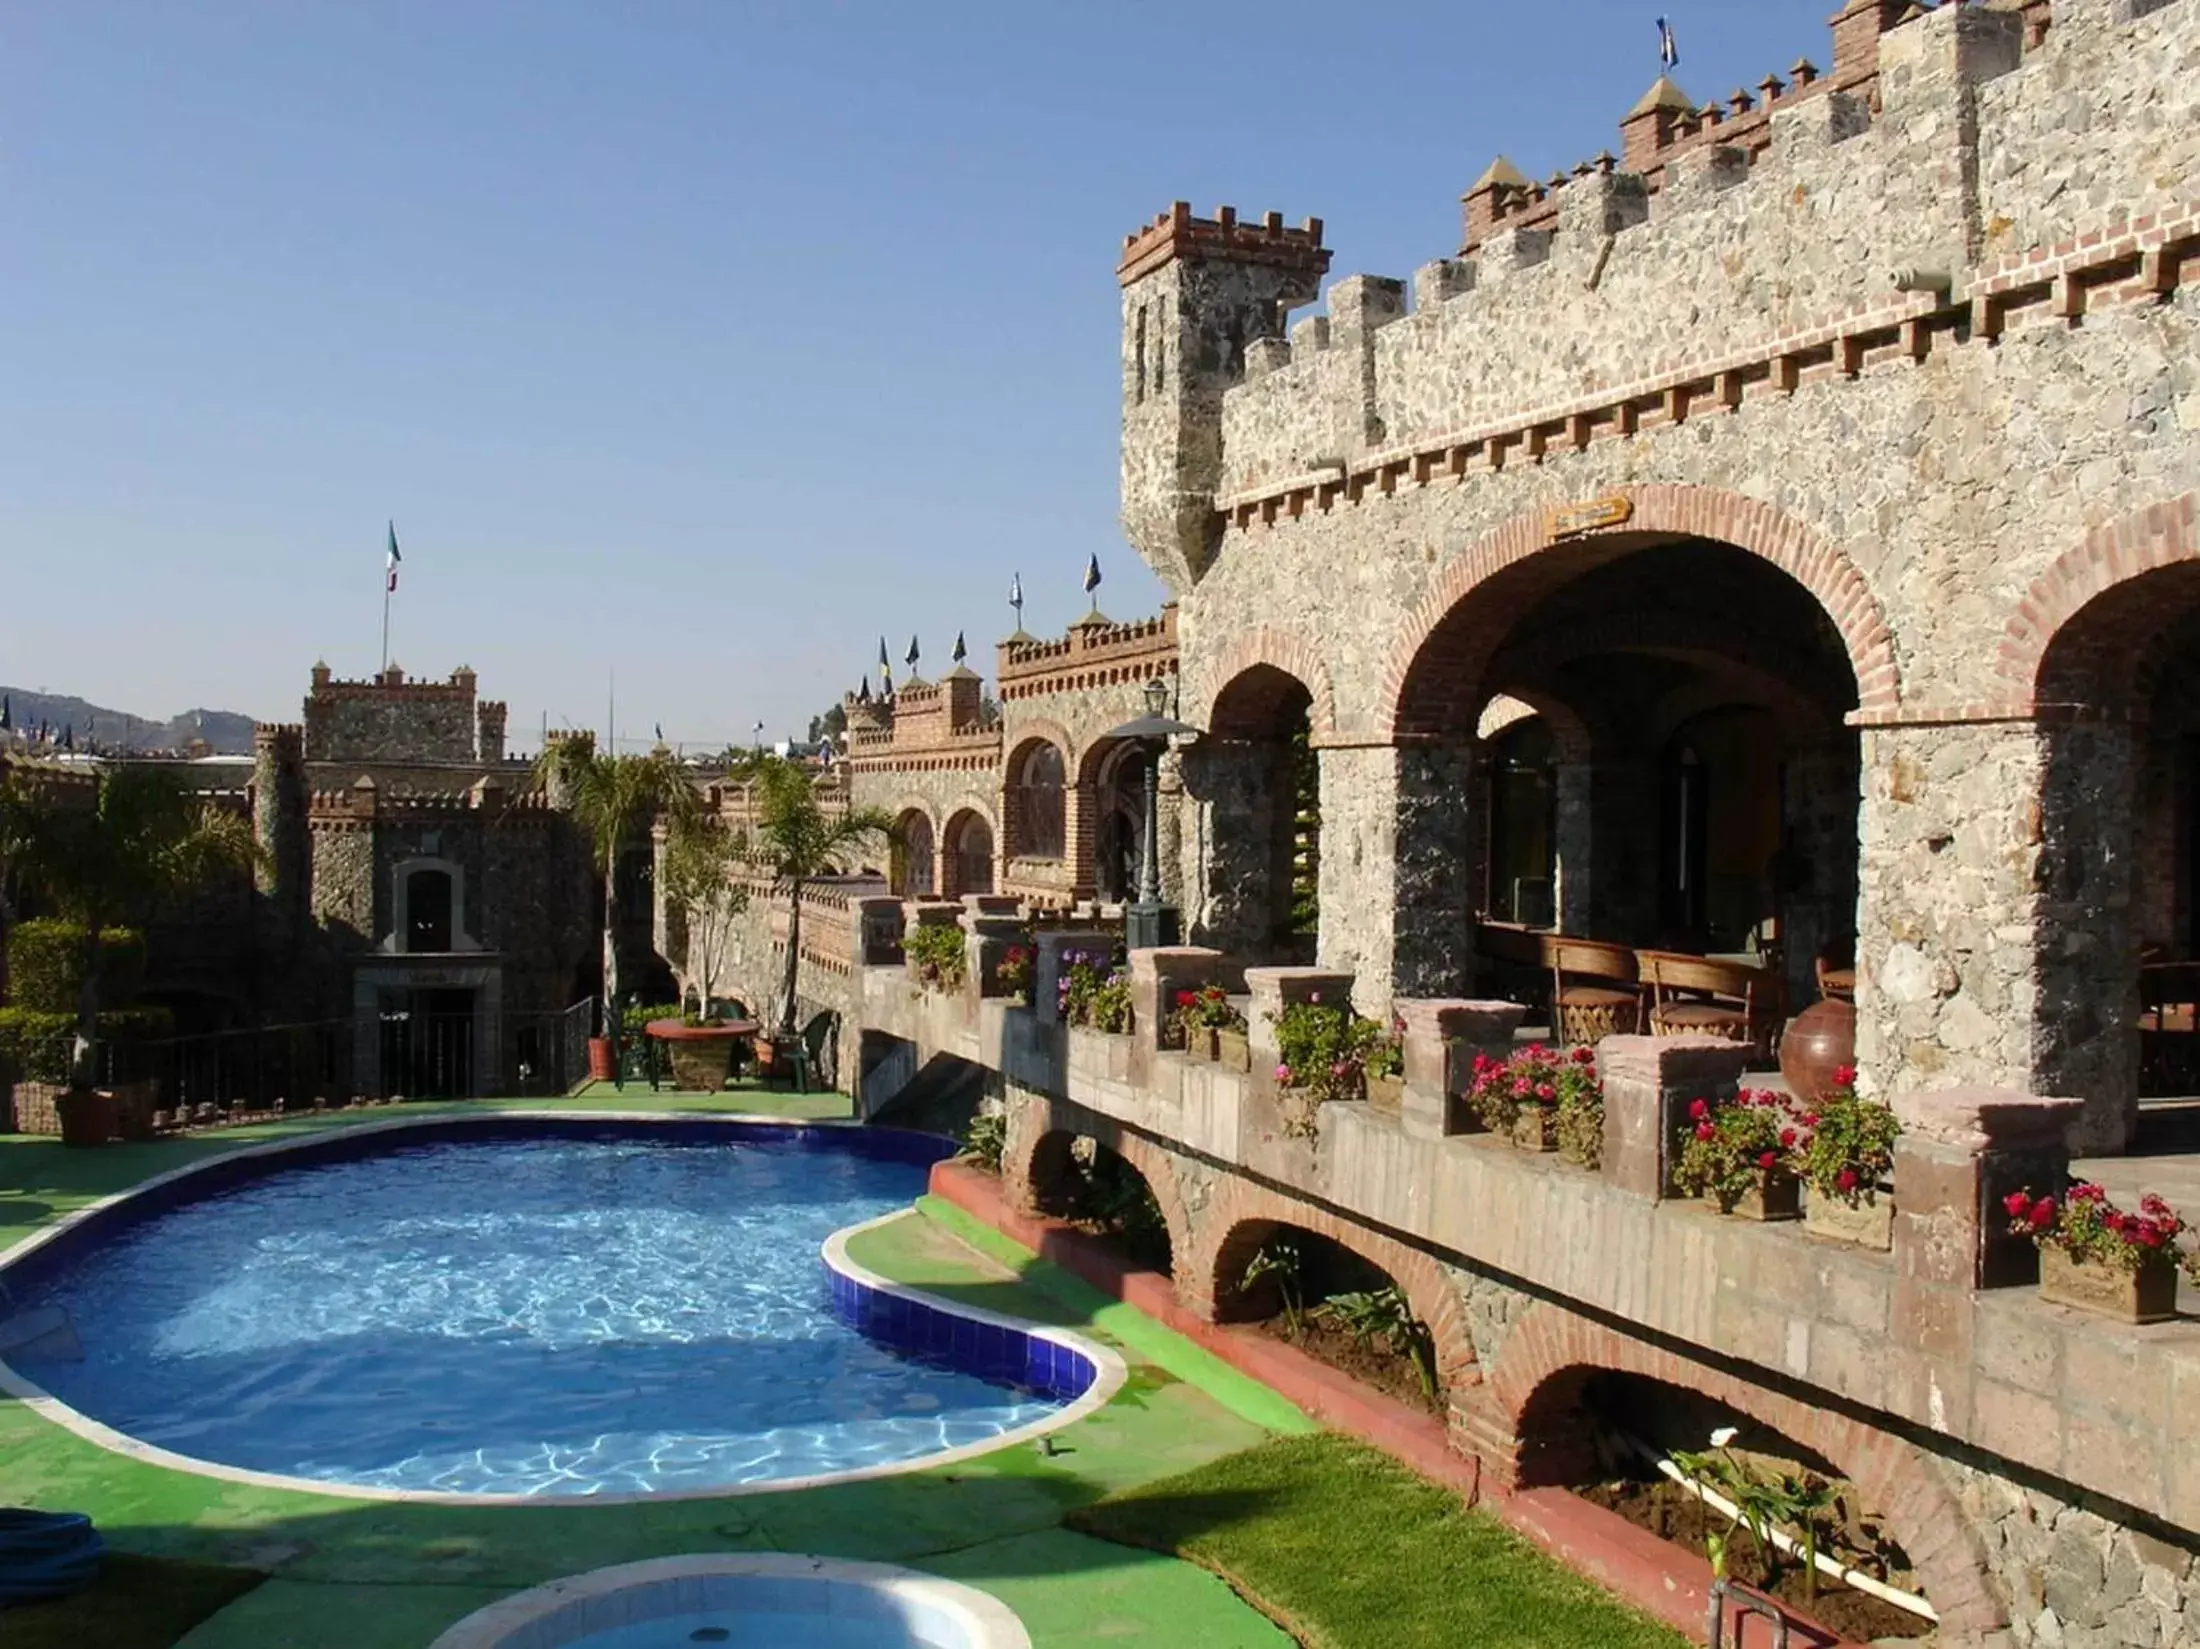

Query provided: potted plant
[2005,1183,2184,1323]
[1789,1065,1901,1249]
[1060,949,1133,1032]
[1364,1017,1407,1113]
[905,922,969,993]
[1270,994,1384,1140]
[1675,1090,1802,1219]
[995,943,1033,1006]
[1173,982,1242,1061]
[1463,1043,1598,1155]
[534,739,698,1088]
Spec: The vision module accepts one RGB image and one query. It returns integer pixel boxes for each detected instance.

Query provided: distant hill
[0,688,259,755]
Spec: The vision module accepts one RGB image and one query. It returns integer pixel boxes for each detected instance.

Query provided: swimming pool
[0,1116,1114,1500]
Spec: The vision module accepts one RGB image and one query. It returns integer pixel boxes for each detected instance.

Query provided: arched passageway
[942,808,995,898]
[891,809,936,898]
[1389,530,1865,1017]
[1187,662,1321,965]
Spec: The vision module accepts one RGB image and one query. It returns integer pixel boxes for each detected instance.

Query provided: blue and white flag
[1083,553,1103,596]
[1657,16,1679,70]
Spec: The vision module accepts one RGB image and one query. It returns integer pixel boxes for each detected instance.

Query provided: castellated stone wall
[1120,0,2200,1145]
[303,665,485,765]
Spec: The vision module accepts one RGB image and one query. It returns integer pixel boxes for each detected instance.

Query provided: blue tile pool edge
[0,1109,1127,1507]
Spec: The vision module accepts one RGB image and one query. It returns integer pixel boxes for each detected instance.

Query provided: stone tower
[1118,203,1331,594]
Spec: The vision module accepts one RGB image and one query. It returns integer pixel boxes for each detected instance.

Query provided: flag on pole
[1082,553,1103,596]
[1009,571,1024,611]
[1657,16,1679,69]
[0,695,11,732]
[878,636,893,693]
[952,631,967,667]
[386,521,403,592]
[905,635,921,672]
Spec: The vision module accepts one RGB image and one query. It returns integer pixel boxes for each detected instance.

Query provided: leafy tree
[658,813,749,1015]
[725,754,892,1035]
[533,741,697,1035]
[4,767,263,1087]
[806,702,849,746]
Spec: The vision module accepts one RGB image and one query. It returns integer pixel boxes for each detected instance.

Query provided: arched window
[1486,718,1557,928]
[406,867,454,953]
[946,811,995,897]
[1010,743,1066,861]
[1095,744,1148,904]
[893,811,936,897]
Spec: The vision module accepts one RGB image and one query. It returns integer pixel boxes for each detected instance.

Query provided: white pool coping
[424,1552,1034,1649]
[0,1109,1125,1506]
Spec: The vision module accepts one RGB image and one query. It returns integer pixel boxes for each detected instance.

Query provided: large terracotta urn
[1779,998,1856,1105]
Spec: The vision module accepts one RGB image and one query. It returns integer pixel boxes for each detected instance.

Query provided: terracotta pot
[1727,1169,1803,1222]
[587,1037,616,1082]
[1779,998,1856,1106]
[1217,1028,1252,1074]
[1804,1190,1893,1250]
[2039,1244,2180,1323]
[55,1089,114,1149]
[1511,1104,1559,1152]
[1366,1073,1405,1115]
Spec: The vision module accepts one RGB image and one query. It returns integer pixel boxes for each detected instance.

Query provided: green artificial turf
[1067,1433,1688,1649]
[1,1552,266,1649]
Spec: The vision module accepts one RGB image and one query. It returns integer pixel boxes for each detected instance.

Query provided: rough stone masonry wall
[1131,1,2200,1114]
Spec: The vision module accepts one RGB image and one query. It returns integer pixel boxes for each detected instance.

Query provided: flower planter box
[1217,1028,1252,1074]
[1804,1191,1893,1250]
[2039,1244,2180,1323]
[1182,1026,1219,1063]
[1723,1170,1802,1222]
[1366,1073,1404,1115]
[1511,1104,1559,1153]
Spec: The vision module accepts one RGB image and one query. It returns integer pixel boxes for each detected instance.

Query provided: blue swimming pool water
[9,1127,1065,1497]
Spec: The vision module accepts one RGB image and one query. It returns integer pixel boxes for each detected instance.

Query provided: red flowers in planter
[2005,1182,2188,1269]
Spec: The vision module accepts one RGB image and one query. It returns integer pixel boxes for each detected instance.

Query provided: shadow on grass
[1,1550,265,1649]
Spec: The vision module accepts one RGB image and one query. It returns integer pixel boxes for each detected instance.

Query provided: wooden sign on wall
[1546,496,1635,540]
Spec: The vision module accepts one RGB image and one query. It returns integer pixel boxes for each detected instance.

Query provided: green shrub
[905,922,968,992]
[0,1005,171,1082]
[5,921,146,1013]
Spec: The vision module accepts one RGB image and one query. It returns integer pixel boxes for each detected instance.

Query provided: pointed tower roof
[1466,155,1531,195]
[1626,74,1697,118]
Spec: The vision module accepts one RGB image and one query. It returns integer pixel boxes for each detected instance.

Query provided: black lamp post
[1104,677,1200,951]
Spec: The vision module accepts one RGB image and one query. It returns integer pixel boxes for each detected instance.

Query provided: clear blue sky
[3,1,1828,752]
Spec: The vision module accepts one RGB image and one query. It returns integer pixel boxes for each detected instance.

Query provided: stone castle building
[708,5,2200,1643]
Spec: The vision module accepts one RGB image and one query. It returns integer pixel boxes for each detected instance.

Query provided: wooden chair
[1547,939,1642,1047]
[1476,920,1554,1023]
[1639,951,1783,1063]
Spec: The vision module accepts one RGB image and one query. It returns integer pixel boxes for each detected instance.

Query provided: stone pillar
[1244,966,1356,1073]
[848,896,905,966]
[1182,739,1285,958]
[1317,742,1476,1015]
[1128,947,1224,1050]
[1397,998,1528,1140]
[1859,720,2137,1154]
[1598,1035,1753,1201]
[1551,758,1594,935]
[959,900,1028,1002]
[1033,930,1117,1026]
[1892,1087,2081,1294]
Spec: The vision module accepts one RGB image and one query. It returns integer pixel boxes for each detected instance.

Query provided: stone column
[1551,757,1594,935]
[959,900,1028,1003]
[848,896,905,966]
[1128,947,1224,1050]
[1859,719,2137,1153]
[1396,998,1528,1140]
[1892,1087,2080,1292]
[1598,1035,1754,1201]
[1317,741,1477,1015]
[1181,739,1283,959]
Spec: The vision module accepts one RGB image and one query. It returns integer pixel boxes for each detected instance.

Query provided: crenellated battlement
[1117,202,1330,287]
[1146,0,2200,520]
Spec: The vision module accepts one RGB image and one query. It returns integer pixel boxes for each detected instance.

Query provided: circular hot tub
[426,1554,1031,1649]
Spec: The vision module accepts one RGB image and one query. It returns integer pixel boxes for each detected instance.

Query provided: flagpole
[381,576,392,674]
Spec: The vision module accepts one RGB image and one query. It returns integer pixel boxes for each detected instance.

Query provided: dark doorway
[407,868,454,953]
[379,987,475,1097]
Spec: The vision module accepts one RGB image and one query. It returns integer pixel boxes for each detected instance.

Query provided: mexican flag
[386,522,402,593]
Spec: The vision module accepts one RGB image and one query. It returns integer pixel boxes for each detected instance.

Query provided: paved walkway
[0,1097,1305,1647]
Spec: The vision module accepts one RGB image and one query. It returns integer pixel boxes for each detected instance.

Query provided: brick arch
[1380,485,1900,739]
[1476,688,1592,764]
[1488,1302,2005,1638]
[1003,723,1073,864]
[1194,627,1339,740]
[1192,1177,1480,1403]
[1003,1098,1195,1279]
[1996,492,2200,709]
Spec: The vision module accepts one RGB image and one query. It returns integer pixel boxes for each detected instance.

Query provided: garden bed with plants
[1236,1236,1442,1417]
[1577,1472,1928,1641]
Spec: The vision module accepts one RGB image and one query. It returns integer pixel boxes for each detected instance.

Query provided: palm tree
[731,755,893,1036]
[8,767,264,1088]
[533,740,696,1038]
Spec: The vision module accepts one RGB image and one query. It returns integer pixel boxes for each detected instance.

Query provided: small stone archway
[1191,626,1340,742]
[941,804,997,898]
[1001,1097,1196,1282]
[890,806,938,898]
[1995,492,2200,709]
[1190,1177,1481,1408]
[1486,1302,2006,1641]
